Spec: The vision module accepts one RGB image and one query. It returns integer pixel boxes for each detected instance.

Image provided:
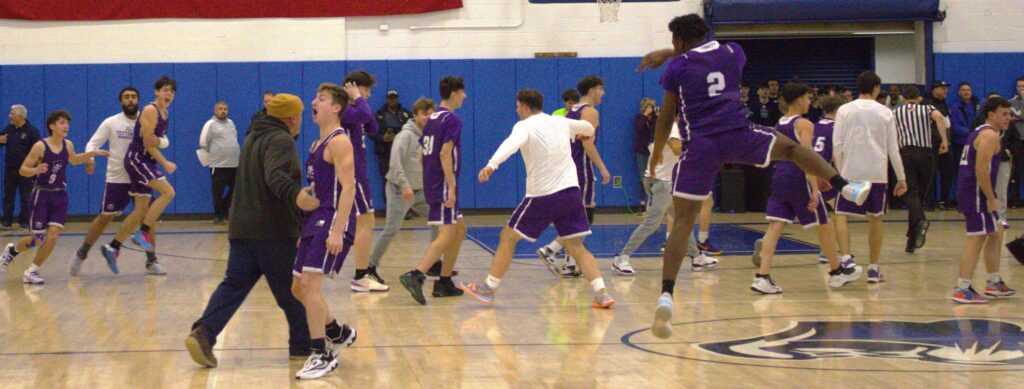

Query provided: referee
[894,85,949,253]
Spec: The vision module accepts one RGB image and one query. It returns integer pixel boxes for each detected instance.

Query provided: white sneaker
[817,252,829,264]
[841,180,873,206]
[536,247,564,277]
[69,257,85,276]
[751,275,782,294]
[612,255,636,276]
[560,255,581,278]
[828,265,863,288]
[0,243,14,273]
[690,254,719,272]
[350,276,390,292]
[23,269,45,285]
[751,239,763,266]
[652,292,674,339]
[146,261,167,276]
[295,351,339,380]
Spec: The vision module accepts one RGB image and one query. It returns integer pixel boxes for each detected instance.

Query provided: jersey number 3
[707,72,726,97]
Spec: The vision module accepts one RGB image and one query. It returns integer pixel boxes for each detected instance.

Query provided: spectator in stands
[767,78,780,103]
[970,92,1015,228]
[805,88,826,122]
[740,81,753,120]
[248,91,274,133]
[199,101,240,225]
[552,89,579,117]
[751,84,780,127]
[0,104,40,229]
[634,98,656,206]
[1010,77,1024,208]
[374,90,413,203]
[924,80,952,209]
[837,86,853,102]
[948,82,980,207]
[885,85,905,109]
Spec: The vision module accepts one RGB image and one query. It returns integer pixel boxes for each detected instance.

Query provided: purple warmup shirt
[660,41,749,139]
[420,107,462,204]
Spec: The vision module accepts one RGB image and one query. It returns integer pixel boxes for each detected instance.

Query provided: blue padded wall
[0,55,856,215]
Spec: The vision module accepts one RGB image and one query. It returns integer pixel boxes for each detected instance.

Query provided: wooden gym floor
[1,209,1022,388]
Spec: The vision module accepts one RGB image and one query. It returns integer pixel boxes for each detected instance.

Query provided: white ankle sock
[27,264,39,273]
[698,231,709,243]
[987,273,1001,284]
[957,278,972,290]
[869,264,879,272]
[485,274,501,289]
[590,277,605,293]
[546,241,562,252]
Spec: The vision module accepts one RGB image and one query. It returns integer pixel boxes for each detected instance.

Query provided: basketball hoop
[597,0,621,23]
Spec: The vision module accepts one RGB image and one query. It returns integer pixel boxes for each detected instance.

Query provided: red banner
[0,0,462,21]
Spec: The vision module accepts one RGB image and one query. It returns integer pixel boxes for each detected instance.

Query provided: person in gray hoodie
[367,98,440,283]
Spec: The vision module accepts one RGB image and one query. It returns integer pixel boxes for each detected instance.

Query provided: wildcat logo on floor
[698,319,1024,366]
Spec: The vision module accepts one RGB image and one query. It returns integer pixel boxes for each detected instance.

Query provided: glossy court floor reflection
[0,210,1022,387]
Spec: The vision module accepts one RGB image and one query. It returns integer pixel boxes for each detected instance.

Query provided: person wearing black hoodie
[186,94,331,368]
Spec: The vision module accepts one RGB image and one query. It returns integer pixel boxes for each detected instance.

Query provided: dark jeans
[900,147,935,239]
[3,166,31,225]
[192,239,310,353]
[210,167,237,219]
[937,143,958,203]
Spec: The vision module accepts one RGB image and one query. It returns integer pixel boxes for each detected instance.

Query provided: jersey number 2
[707,72,726,97]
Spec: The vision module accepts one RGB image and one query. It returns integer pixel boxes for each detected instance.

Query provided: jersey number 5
[814,137,826,152]
[707,72,726,97]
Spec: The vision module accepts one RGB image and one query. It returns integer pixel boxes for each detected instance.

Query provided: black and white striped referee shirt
[894,103,937,148]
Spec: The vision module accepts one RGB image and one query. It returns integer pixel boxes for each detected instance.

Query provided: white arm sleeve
[486,124,529,171]
[85,119,110,153]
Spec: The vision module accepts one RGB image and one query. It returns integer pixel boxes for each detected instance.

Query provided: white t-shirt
[86,113,136,184]
[486,113,595,197]
[649,122,682,182]
[833,98,906,183]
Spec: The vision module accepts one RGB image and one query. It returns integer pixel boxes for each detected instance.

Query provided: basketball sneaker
[133,230,155,252]
[0,243,15,273]
[827,265,862,288]
[690,254,719,271]
[146,260,167,276]
[69,256,85,276]
[984,278,1016,298]
[326,323,357,347]
[425,261,458,277]
[612,255,636,276]
[295,351,339,380]
[952,286,988,304]
[367,266,386,285]
[651,292,674,339]
[432,280,465,297]
[751,239,763,266]
[840,180,873,206]
[184,325,218,367]
[751,274,782,294]
[536,247,564,277]
[561,255,582,278]
[23,269,45,285]
[399,270,427,305]
[867,268,885,284]
[459,281,495,304]
[592,292,615,309]
[697,239,722,255]
[351,276,389,292]
[100,244,120,274]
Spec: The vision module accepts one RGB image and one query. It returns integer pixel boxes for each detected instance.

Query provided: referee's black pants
[900,146,935,241]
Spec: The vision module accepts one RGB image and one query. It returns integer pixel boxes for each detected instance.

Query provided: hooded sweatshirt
[229,115,304,240]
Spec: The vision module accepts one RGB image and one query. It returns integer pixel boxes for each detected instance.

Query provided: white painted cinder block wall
[0,0,1016,69]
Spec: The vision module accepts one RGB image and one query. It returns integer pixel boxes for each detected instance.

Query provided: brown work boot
[184,325,218,368]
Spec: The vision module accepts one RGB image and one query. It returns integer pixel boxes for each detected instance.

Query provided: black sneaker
[426,261,458,277]
[399,270,427,305]
[432,280,465,297]
[326,323,357,347]
[904,239,915,254]
[915,220,929,249]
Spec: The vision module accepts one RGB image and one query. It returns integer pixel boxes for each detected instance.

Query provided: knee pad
[26,233,45,248]
[586,208,595,225]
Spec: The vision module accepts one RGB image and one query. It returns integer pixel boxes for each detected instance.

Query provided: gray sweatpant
[619,179,699,257]
[369,183,438,267]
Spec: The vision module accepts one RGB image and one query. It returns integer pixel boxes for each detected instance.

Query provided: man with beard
[199,101,240,225]
[70,87,169,276]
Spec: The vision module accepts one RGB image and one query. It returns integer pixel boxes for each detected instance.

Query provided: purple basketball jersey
[127,103,168,163]
[302,128,351,236]
[567,104,595,190]
[814,118,835,163]
[420,107,462,204]
[660,41,749,139]
[36,139,69,190]
[772,116,807,194]
[957,125,1000,213]
[341,98,376,191]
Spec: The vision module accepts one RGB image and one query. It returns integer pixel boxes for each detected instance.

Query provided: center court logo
[697,319,1024,366]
